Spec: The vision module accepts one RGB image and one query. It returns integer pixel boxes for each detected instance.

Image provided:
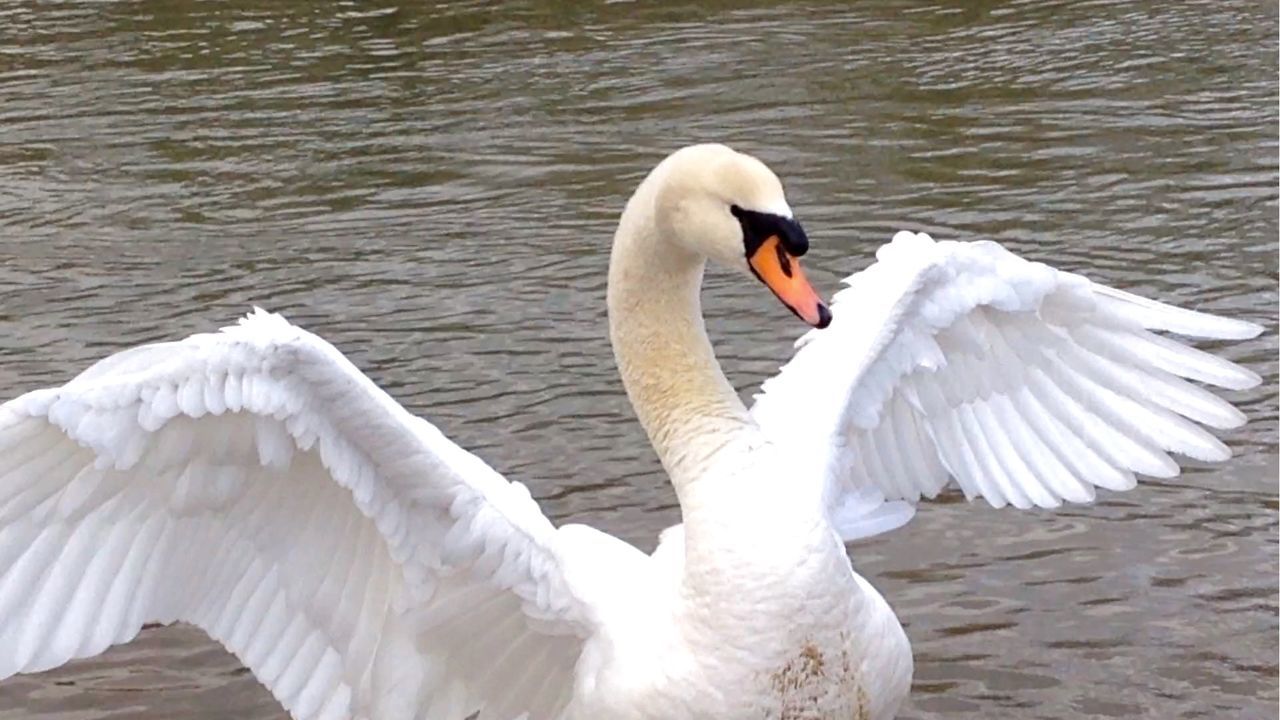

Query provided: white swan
[0,144,1262,720]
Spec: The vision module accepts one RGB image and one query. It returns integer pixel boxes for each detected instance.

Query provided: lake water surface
[0,1,1276,718]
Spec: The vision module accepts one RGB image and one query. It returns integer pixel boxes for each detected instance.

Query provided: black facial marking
[731,204,810,259]
[775,241,793,278]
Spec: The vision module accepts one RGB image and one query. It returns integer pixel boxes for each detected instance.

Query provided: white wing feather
[0,308,627,720]
[752,232,1262,536]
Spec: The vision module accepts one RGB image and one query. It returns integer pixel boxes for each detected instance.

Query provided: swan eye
[730,204,810,259]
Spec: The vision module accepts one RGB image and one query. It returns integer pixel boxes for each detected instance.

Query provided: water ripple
[0,0,1275,718]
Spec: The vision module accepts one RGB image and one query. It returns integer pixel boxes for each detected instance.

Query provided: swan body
[0,144,1261,719]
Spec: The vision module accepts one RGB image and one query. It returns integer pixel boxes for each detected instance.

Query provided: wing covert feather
[751,232,1262,535]
[0,309,623,720]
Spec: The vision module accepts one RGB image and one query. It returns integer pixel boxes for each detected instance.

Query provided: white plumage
[752,232,1260,531]
[0,147,1262,719]
[0,308,622,719]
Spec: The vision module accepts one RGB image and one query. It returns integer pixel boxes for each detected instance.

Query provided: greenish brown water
[0,1,1276,718]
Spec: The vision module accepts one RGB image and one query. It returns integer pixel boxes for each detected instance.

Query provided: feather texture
[752,232,1262,533]
[0,308,632,720]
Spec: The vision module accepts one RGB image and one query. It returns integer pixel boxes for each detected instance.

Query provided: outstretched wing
[0,309,618,720]
[751,232,1262,537]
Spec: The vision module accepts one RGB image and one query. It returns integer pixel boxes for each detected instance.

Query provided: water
[0,1,1275,718]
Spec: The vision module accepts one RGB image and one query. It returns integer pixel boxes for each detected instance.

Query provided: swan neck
[607,193,748,490]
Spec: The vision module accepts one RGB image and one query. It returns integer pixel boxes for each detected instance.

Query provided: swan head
[652,144,831,328]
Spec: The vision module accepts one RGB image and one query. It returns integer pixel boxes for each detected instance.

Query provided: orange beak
[748,235,831,328]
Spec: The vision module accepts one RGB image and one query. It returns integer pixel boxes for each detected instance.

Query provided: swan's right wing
[0,309,624,720]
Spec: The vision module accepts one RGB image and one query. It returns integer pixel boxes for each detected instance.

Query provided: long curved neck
[607,184,749,497]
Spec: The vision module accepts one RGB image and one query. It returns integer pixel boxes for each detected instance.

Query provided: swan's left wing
[751,232,1262,539]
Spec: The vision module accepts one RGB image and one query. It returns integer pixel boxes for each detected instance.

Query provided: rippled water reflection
[0,1,1275,718]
